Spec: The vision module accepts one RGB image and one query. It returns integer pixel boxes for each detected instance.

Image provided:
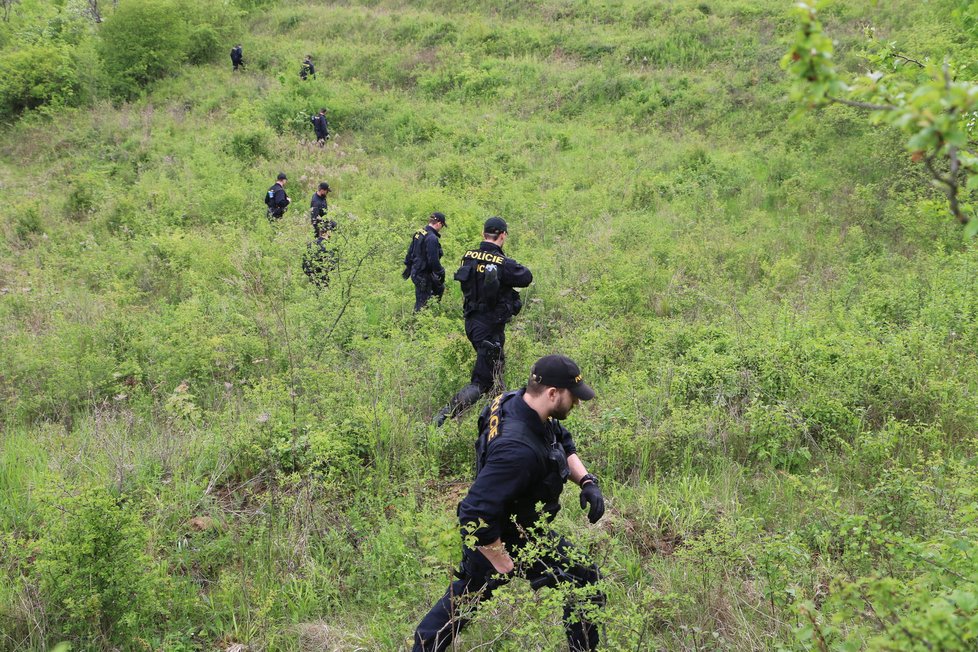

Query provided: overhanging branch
[826,96,897,112]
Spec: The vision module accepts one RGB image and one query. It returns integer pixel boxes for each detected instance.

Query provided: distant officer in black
[230,44,243,71]
[310,108,329,147]
[434,216,532,424]
[403,212,447,312]
[414,355,606,652]
[265,172,291,221]
[300,55,316,80]
[310,182,335,237]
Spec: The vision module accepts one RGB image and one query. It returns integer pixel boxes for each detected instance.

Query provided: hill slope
[2,0,977,650]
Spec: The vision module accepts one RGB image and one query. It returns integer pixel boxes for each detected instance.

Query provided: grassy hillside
[2,0,977,650]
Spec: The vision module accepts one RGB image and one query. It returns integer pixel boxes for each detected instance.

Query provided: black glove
[402,266,411,280]
[580,482,605,524]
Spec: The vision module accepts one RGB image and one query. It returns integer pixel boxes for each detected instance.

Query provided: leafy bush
[34,487,173,648]
[97,0,190,99]
[0,43,77,119]
[64,172,101,221]
[185,24,221,65]
[225,124,273,161]
[13,205,43,241]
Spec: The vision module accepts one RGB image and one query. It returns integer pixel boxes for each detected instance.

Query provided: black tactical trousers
[413,532,604,652]
[412,274,444,312]
[464,317,505,392]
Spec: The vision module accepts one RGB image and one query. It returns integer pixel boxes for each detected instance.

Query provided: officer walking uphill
[434,216,531,424]
[300,55,316,80]
[310,182,335,238]
[230,44,243,71]
[403,212,447,312]
[413,355,607,651]
[264,172,291,222]
[310,109,329,147]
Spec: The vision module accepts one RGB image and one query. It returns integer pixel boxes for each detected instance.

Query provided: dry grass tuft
[295,620,370,651]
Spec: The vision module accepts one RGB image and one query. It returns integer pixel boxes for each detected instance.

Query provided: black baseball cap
[484,216,508,234]
[530,355,595,401]
[318,182,331,191]
[431,211,446,225]
[277,172,288,180]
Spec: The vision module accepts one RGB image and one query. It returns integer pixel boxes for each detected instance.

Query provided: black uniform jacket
[310,192,327,218]
[458,389,577,546]
[458,241,532,323]
[311,114,329,138]
[412,225,444,277]
[267,184,289,215]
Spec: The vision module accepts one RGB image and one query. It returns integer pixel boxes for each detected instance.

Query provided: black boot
[433,383,483,426]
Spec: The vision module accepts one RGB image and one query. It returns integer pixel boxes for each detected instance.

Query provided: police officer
[413,355,606,652]
[310,108,329,146]
[310,182,335,238]
[300,55,316,80]
[264,172,291,221]
[434,216,531,424]
[403,212,447,312]
[230,44,243,71]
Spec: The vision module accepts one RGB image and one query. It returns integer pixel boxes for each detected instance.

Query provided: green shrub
[64,173,101,221]
[34,487,173,648]
[0,43,77,119]
[97,0,189,99]
[13,205,43,241]
[186,24,221,65]
[225,124,272,161]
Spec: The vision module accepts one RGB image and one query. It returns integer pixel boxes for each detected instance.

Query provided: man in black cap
[230,44,243,71]
[403,212,447,312]
[310,108,329,147]
[265,173,291,222]
[413,355,606,652]
[434,216,532,424]
[310,182,335,238]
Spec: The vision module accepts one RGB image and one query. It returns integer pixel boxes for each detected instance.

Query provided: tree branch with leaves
[782,2,978,234]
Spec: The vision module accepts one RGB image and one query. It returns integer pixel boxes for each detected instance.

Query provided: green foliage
[796,521,978,650]
[185,24,222,66]
[33,486,175,648]
[97,0,190,99]
[1,0,978,648]
[0,42,78,119]
[225,122,273,161]
[93,0,239,99]
[784,2,978,228]
[64,171,102,221]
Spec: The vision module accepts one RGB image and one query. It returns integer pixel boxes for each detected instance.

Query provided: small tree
[783,2,978,233]
[0,43,78,119]
[96,0,188,99]
[86,0,102,23]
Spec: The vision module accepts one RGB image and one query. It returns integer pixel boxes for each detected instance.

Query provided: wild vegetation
[1,0,977,650]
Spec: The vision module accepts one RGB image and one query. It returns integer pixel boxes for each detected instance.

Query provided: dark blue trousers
[413,532,603,651]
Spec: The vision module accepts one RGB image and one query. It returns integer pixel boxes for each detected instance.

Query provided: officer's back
[455,217,532,324]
